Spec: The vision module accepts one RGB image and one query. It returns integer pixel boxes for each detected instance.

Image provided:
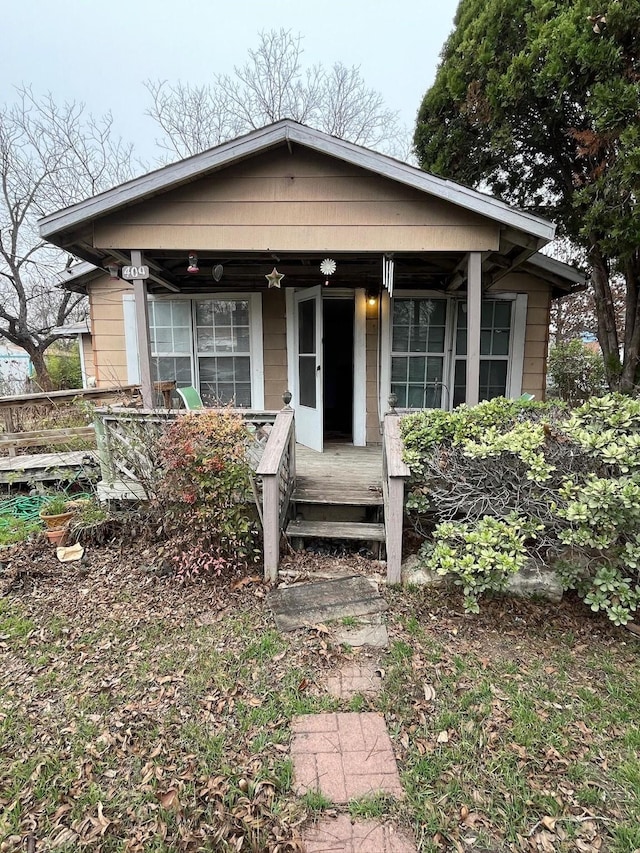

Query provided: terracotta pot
[45,527,68,546]
[39,509,75,531]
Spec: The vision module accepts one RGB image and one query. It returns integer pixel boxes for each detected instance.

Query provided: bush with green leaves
[402,395,640,624]
[547,340,606,404]
[156,409,258,581]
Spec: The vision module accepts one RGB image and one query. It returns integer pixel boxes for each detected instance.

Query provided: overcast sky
[2,0,459,162]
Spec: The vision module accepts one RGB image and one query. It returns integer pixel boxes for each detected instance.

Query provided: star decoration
[266,267,284,288]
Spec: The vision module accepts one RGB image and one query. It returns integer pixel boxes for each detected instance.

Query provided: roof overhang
[39,120,556,251]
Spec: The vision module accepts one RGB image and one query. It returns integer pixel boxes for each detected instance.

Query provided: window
[134,295,261,408]
[195,300,252,407]
[452,299,512,407]
[391,298,447,408]
[149,301,192,387]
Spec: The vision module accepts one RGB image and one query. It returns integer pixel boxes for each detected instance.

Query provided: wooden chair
[176,386,204,410]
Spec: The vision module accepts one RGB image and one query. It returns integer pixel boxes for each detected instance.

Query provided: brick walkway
[291,712,404,803]
[303,814,416,852]
[326,661,383,699]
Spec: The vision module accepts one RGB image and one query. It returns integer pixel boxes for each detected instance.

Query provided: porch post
[131,250,153,409]
[465,251,482,407]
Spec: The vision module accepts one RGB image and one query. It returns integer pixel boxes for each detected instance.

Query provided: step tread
[286,519,386,541]
[292,487,383,506]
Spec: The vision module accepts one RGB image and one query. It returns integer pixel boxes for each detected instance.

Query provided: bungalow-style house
[39,120,583,581]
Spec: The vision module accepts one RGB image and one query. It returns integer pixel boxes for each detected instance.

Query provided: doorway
[323,298,354,441]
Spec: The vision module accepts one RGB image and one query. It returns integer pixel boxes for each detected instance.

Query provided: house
[39,119,583,456]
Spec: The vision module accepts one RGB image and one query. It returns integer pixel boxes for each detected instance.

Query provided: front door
[294,285,323,452]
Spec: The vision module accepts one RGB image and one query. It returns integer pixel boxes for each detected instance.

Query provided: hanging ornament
[320,258,336,276]
[187,252,199,274]
[266,267,284,288]
[212,264,224,282]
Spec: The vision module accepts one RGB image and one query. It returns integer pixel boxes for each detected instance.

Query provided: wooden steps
[286,519,386,542]
[292,484,383,506]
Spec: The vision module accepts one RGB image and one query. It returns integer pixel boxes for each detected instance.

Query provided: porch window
[149,301,193,386]
[195,300,252,407]
[453,299,512,407]
[390,298,447,408]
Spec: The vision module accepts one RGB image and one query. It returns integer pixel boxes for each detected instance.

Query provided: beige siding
[88,275,130,386]
[493,272,552,400]
[93,147,500,253]
[81,333,96,383]
[262,289,287,410]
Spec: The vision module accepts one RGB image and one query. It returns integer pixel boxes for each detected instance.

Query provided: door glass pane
[299,356,316,407]
[298,299,315,354]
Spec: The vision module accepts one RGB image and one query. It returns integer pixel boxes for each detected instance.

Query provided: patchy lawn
[1,542,639,852]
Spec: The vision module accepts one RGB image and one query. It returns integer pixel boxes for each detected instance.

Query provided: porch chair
[176,385,204,410]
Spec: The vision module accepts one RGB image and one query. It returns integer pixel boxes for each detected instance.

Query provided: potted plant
[39,494,75,545]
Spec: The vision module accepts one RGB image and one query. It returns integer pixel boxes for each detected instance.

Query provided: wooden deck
[294,443,383,505]
[0,451,98,485]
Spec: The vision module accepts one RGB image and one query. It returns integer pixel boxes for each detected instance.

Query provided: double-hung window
[391,298,448,408]
[388,294,521,411]
[452,299,513,407]
[127,294,263,408]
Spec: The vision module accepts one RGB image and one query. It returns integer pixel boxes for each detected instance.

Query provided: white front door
[294,285,323,452]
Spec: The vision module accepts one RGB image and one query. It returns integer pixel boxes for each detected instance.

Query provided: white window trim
[381,290,528,411]
[123,292,264,409]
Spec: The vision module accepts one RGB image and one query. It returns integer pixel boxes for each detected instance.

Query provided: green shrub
[403,394,640,624]
[45,346,82,390]
[156,409,258,581]
[547,340,606,404]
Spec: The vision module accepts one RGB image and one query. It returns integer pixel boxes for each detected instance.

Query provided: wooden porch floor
[294,443,383,505]
[0,451,98,485]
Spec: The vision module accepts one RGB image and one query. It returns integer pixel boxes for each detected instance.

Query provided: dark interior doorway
[323,298,354,440]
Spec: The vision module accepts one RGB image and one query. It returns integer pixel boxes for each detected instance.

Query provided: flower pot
[45,526,68,546]
[39,509,75,531]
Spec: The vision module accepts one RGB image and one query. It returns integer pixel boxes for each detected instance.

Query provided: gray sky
[2,0,459,161]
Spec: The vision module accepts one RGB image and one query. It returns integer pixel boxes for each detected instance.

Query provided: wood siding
[263,288,288,410]
[493,272,552,400]
[88,275,131,386]
[93,147,500,253]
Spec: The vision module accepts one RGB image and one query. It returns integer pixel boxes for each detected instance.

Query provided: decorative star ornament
[266,267,284,288]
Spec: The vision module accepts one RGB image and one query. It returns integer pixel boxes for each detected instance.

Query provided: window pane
[494,301,512,327]
[153,302,172,325]
[213,303,233,327]
[195,301,214,325]
[408,385,425,408]
[453,359,466,407]
[408,357,426,383]
[392,325,409,352]
[173,328,191,352]
[410,326,428,352]
[215,327,233,352]
[391,357,407,382]
[480,329,492,356]
[235,356,250,382]
[391,384,407,408]
[235,328,250,353]
[479,360,508,401]
[426,357,443,383]
[427,326,445,353]
[298,299,315,354]
[153,328,173,352]
[492,328,511,356]
[299,356,316,407]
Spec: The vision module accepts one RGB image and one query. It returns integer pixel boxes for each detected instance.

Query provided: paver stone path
[291,712,403,803]
[302,814,416,852]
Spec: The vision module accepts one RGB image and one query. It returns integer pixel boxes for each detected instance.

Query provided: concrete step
[286,519,386,542]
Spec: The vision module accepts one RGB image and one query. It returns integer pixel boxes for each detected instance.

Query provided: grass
[1,548,639,851]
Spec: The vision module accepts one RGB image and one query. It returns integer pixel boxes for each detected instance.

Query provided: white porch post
[465,251,482,407]
[131,250,153,408]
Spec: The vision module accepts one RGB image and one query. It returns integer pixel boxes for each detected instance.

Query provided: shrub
[156,410,258,581]
[547,340,606,404]
[402,395,640,624]
[44,346,82,390]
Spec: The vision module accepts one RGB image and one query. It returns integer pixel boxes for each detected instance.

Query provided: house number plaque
[121,265,150,280]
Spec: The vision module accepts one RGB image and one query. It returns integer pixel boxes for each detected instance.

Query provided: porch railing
[93,406,279,500]
[256,406,296,582]
[382,412,411,585]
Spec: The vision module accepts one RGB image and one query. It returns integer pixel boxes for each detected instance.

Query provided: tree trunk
[28,348,54,392]
[620,255,640,392]
[590,243,621,390]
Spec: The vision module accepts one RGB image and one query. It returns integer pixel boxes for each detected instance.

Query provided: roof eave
[39,120,556,247]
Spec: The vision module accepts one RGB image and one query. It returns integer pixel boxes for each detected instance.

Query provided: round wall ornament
[320,258,337,276]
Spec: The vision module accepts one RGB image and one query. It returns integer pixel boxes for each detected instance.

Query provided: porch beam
[465,252,482,407]
[108,249,180,293]
[131,250,154,409]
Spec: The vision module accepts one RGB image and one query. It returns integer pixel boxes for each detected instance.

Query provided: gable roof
[39,120,555,244]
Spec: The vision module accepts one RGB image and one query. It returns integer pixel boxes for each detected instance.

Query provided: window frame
[381,289,527,414]
[123,292,264,409]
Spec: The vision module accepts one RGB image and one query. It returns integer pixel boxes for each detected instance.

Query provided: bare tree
[0,87,135,390]
[146,29,410,161]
